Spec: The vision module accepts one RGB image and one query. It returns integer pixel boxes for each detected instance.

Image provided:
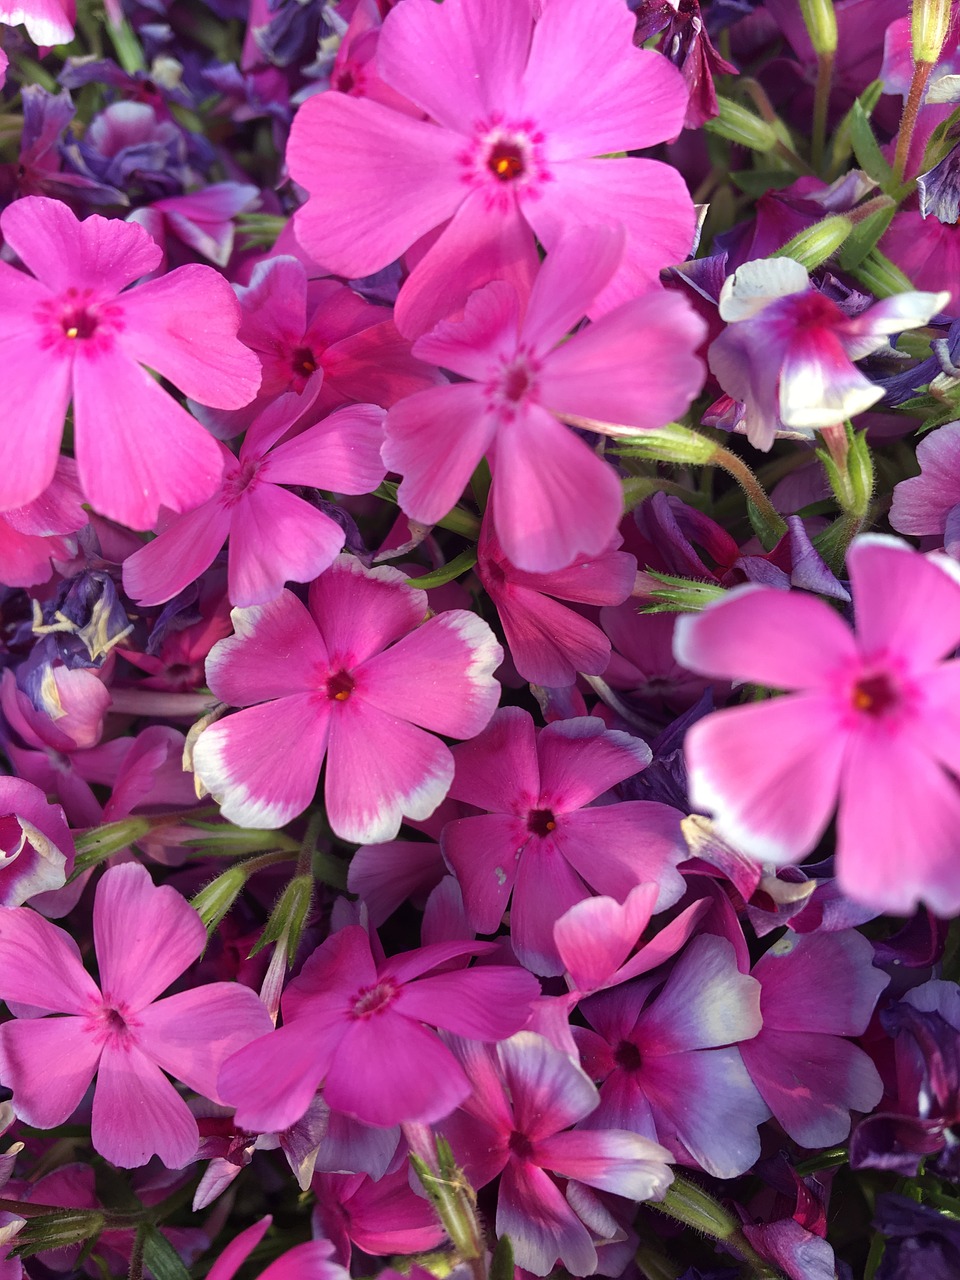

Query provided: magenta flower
[122,393,386,607]
[440,1032,673,1276]
[206,1215,347,1280]
[192,557,503,841]
[384,226,706,571]
[0,458,86,588]
[218,924,539,1131]
[889,420,960,547]
[441,707,687,974]
[311,1168,446,1265]
[286,0,695,336]
[674,535,960,915]
[0,0,74,44]
[0,863,272,1168]
[0,196,261,528]
[708,258,948,450]
[0,777,74,908]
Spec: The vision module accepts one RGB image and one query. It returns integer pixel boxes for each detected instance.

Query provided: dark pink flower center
[488,140,525,182]
[851,672,899,717]
[502,362,533,402]
[614,1040,643,1072]
[61,307,98,339]
[326,669,356,702]
[223,458,262,504]
[508,1129,534,1159]
[87,997,138,1048]
[291,346,319,377]
[351,978,399,1019]
[527,807,557,837]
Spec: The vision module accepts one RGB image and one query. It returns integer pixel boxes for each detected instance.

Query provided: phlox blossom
[206,1215,348,1280]
[0,862,272,1167]
[675,535,960,914]
[192,556,502,842]
[0,196,261,528]
[0,0,74,45]
[0,776,74,907]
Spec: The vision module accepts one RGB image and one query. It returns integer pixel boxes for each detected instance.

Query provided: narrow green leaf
[838,203,896,270]
[848,100,894,187]
[405,547,478,590]
[142,1228,191,1280]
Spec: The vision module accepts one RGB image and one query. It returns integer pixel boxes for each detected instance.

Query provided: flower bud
[191,865,248,932]
[913,0,954,64]
[707,97,779,152]
[800,0,838,56]
[773,215,853,270]
[616,423,719,466]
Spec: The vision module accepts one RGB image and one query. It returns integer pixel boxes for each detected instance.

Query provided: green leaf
[489,1234,515,1280]
[848,100,894,188]
[729,169,797,196]
[142,1228,191,1280]
[838,203,896,270]
[405,547,478,590]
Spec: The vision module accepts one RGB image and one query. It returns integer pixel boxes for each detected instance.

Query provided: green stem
[127,1224,147,1280]
[812,51,834,172]
[651,1176,783,1278]
[892,58,933,185]
[710,445,789,547]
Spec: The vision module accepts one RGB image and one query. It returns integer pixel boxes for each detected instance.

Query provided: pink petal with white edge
[839,289,949,358]
[92,1040,199,1169]
[529,158,697,316]
[0,907,100,1012]
[395,965,538,1040]
[71,345,224,530]
[521,0,686,155]
[0,0,74,44]
[194,695,330,830]
[385,383,499,525]
[519,225,625,355]
[685,693,847,865]
[538,717,652,809]
[287,95,463,279]
[0,1017,99,1127]
[308,557,426,668]
[538,289,707,431]
[263,404,387,495]
[497,1157,596,1278]
[357,609,502,738]
[673,583,857,688]
[0,331,72,511]
[377,0,531,129]
[778,328,882,429]
[490,403,623,572]
[890,421,960,536]
[0,197,161,295]
[535,1128,672,1201]
[837,722,960,916]
[93,863,205,1010]
[326,1011,470,1126]
[137,983,273,1103]
[448,706,540,812]
[121,495,230,606]
[117,265,261,408]
[441,812,527,933]
[753,930,888,1035]
[324,700,453,843]
[412,280,521,381]
[206,591,328,706]
[554,883,659,993]
[847,534,960,670]
[227,484,346,607]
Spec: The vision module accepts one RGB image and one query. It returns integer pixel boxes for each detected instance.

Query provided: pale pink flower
[889,419,960,548]
[0,0,74,45]
[675,534,960,915]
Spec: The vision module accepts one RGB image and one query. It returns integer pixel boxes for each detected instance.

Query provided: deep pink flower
[219,924,539,1131]
[0,777,74,908]
[286,0,696,336]
[0,196,261,528]
[384,226,706,571]
[0,862,272,1167]
[311,1168,446,1265]
[0,0,74,44]
[675,535,960,915]
[0,458,86,588]
[441,707,687,975]
[122,393,386,607]
[192,556,503,841]
[206,1215,347,1280]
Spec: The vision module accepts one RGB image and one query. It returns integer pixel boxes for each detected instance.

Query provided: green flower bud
[800,0,838,55]
[913,0,954,64]
[773,215,853,269]
[706,97,779,152]
[191,864,249,931]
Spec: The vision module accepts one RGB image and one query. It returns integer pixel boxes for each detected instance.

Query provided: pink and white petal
[717,258,810,321]
[395,964,538,1039]
[384,384,499,525]
[357,609,502,738]
[740,1029,882,1148]
[325,1013,470,1126]
[264,404,387,494]
[0,198,161,295]
[0,0,74,45]
[518,225,624,355]
[93,863,206,1010]
[377,0,532,130]
[521,0,687,155]
[72,346,224,530]
[0,907,100,1012]
[500,1032,599,1137]
[637,935,762,1053]
[227,485,346,607]
[0,1017,99,1127]
[836,725,960,916]
[673,584,857,688]
[529,159,697,314]
[778,330,882,430]
[121,497,230,606]
[412,281,521,380]
[0,333,71,511]
[441,813,527,934]
[91,1041,199,1169]
[324,702,453,843]
[497,1158,596,1279]
[206,1217,272,1280]
[708,321,785,451]
[847,534,960,670]
[538,289,707,431]
[307,558,425,668]
[839,289,949,350]
[554,804,686,909]
[116,266,261,408]
[206,590,328,705]
[752,930,888,1035]
[193,696,329,830]
[512,839,590,976]
[538,717,651,809]
[496,584,612,686]
[490,404,623,572]
[447,706,540,811]
[137,983,273,1102]
[554,884,659,994]
[221,1016,342,1133]
[534,1128,672,1201]
[287,96,464,278]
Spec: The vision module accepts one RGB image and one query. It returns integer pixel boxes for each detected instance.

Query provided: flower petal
[227,484,346,607]
[308,558,426,668]
[0,906,100,1012]
[206,591,329,706]
[0,1016,99,1127]
[121,495,230,606]
[92,1040,199,1168]
[0,332,71,511]
[534,1127,672,1201]
[497,1158,596,1278]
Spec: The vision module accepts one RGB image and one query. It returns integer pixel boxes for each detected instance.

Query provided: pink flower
[0,458,86,588]
[219,924,539,1131]
[205,1215,347,1280]
[889,420,960,547]
[441,708,688,974]
[0,196,261,528]
[708,258,948,451]
[384,226,706,571]
[122,393,386,607]
[674,535,960,915]
[286,0,696,336]
[0,0,75,45]
[0,777,74,907]
[0,862,272,1167]
[192,556,503,841]
[311,1168,446,1265]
